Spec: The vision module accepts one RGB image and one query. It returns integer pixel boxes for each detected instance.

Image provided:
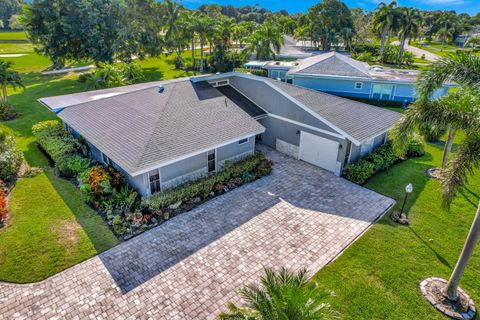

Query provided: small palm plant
[218,268,337,320]
[0,60,24,103]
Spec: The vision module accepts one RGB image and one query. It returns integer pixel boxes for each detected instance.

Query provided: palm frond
[442,131,480,207]
[416,53,480,99]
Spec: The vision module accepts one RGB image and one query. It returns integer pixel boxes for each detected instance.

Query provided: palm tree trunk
[397,34,407,64]
[200,35,205,73]
[445,202,480,301]
[380,30,387,56]
[191,37,195,66]
[442,128,456,169]
[1,85,7,103]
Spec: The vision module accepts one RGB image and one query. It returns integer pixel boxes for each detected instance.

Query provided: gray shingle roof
[288,52,372,78]
[266,78,401,143]
[56,80,265,176]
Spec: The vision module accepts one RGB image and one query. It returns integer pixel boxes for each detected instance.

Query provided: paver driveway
[0,148,394,319]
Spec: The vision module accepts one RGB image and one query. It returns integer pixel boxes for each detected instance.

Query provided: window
[149,170,161,194]
[238,138,249,145]
[355,82,363,89]
[102,152,112,166]
[372,84,394,100]
[207,150,216,173]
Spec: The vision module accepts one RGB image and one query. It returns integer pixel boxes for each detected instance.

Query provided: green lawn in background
[0,31,27,41]
[313,138,480,319]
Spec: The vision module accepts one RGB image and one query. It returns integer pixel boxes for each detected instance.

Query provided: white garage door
[299,131,339,173]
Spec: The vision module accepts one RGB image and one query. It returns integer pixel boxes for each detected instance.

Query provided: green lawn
[0,48,200,283]
[313,139,480,319]
[0,31,27,41]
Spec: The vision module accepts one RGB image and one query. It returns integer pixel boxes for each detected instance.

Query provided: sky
[181,0,480,15]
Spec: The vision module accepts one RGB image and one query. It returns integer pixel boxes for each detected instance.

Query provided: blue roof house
[262,52,453,103]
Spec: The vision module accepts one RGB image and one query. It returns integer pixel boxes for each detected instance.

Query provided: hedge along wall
[343,139,425,185]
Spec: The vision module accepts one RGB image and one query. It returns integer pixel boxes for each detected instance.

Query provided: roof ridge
[334,53,371,77]
[132,83,177,171]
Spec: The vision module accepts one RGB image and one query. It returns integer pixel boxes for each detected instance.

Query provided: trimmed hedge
[343,139,425,184]
[142,153,273,214]
[32,120,78,162]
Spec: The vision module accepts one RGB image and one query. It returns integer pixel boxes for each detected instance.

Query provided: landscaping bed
[343,139,425,184]
[32,120,274,240]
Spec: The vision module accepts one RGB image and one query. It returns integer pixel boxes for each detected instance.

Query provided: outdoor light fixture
[400,183,414,214]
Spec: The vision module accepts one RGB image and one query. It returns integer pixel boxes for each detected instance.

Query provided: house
[258,52,453,103]
[40,72,401,197]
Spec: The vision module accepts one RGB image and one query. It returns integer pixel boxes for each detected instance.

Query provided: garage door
[299,131,339,173]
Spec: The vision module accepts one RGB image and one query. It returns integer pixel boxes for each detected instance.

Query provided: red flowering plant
[0,180,8,226]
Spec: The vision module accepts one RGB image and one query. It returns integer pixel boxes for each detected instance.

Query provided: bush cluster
[0,101,18,121]
[0,130,23,182]
[32,120,79,163]
[418,124,447,142]
[31,118,274,239]
[352,44,415,65]
[343,139,424,184]
[233,68,268,77]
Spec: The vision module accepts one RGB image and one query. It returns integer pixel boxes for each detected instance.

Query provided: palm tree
[416,53,480,167]
[244,22,284,61]
[0,61,24,103]
[191,13,215,73]
[218,268,336,319]
[162,0,187,67]
[392,55,480,304]
[465,35,480,52]
[340,27,354,51]
[372,1,399,56]
[437,12,457,50]
[396,8,422,64]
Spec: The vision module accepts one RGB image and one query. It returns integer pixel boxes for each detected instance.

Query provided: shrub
[406,137,425,157]
[353,52,375,63]
[419,124,447,142]
[55,154,92,178]
[233,68,268,77]
[32,120,78,162]
[343,160,376,184]
[0,181,7,227]
[0,135,23,182]
[0,101,18,120]
[142,152,273,213]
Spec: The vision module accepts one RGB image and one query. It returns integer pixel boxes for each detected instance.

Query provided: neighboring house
[40,72,400,196]
[256,52,453,102]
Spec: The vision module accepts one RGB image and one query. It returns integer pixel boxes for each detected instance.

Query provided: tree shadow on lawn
[23,141,118,254]
[408,226,453,269]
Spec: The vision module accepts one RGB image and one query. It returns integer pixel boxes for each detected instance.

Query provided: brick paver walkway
[0,148,394,319]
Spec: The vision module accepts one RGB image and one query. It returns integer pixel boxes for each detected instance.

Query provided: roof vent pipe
[158,85,165,93]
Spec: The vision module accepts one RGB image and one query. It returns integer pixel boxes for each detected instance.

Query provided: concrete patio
[0,148,394,319]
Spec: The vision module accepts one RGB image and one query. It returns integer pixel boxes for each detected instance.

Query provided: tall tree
[0,60,24,103]
[392,55,480,303]
[372,1,399,56]
[396,8,422,64]
[0,0,24,29]
[437,11,458,49]
[191,12,215,72]
[162,0,188,68]
[392,88,480,303]
[308,0,354,51]
[23,0,163,68]
[243,22,284,60]
[218,268,336,319]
